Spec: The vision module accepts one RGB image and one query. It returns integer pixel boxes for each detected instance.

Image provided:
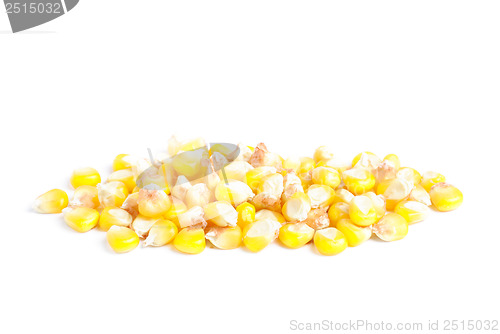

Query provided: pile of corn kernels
[33,138,463,255]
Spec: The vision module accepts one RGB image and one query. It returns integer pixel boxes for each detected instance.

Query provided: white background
[1,1,499,333]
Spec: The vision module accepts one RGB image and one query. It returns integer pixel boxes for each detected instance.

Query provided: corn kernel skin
[112,154,132,171]
[349,195,378,227]
[421,171,446,192]
[173,227,206,254]
[70,167,101,188]
[33,189,68,213]
[429,183,463,212]
[107,226,140,253]
[342,168,376,195]
[205,225,242,250]
[98,207,133,231]
[372,213,408,241]
[312,167,341,189]
[328,202,350,227]
[236,202,256,229]
[314,227,348,255]
[279,222,315,249]
[394,200,430,224]
[336,218,372,247]
[63,207,100,232]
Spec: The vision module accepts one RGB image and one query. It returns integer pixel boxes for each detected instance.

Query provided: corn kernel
[328,202,350,227]
[173,227,206,254]
[282,171,304,202]
[63,207,99,232]
[107,226,140,253]
[171,175,192,201]
[144,219,178,247]
[205,225,242,250]
[316,157,351,173]
[245,166,277,192]
[374,160,398,184]
[177,206,207,229]
[258,173,284,198]
[251,192,282,212]
[303,208,330,230]
[383,154,400,170]
[220,161,254,182]
[243,218,281,252]
[180,137,206,152]
[352,152,382,172]
[298,171,313,190]
[279,222,315,248]
[121,192,139,218]
[372,213,408,241]
[108,169,136,192]
[236,202,256,229]
[215,179,254,206]
[137,188,171,218]
[332,188,354,204]
[248,143,282,168]
[380,178,413,210]
[204,201,238,227]
[283,157,301,173]
[185,183,211,208]
[429,183,463,212]
[97,181,129,207]
[409,184,432,206]
[172,147,209,179]
[98,207,133,231]
[70,185,99,209]
[131,214,160,238]
[349,195,378,227]
[255,209,286,225]
[421,171,446,192]
[342,168,376,195]
[352,152,377,167]
[33,189,68,214]
[314,227,348,255]
[70,167,101,188]
[336,218,372,247]
[112,154,133,171]
[313,146,334,163]
[311,167,341,189]
[135,165,171,194]
[209,143,239,159]
[164,197,187,228]
[298,157,315,174]
[364,192,386,219]
[397,167,421,185]
[394,200,430,224]
[282,192,311,222]
[306,184,335,208]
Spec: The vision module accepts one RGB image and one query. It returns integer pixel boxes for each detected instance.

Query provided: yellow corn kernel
[328,202,350,227]
[352,152,378,168]
[204,201,238,227]
[313,146,334,163]
[316,157,351,174]
[383,154,400,171]
[245,166,276,192]
[172,147,209,179]
[209,143,238,159]
[33,189,68,214]
[164,197,187,228]
[364,192,386,219]
[257,173,284,197]
[282,157,301,173]
[314,227,348,255]
[131,214,160,238]
[255,209,286,225]
[106,226,140,253]
[409,184,432,206]
[173,227,206,254]
[220,161,254,182]
[282,171,304,202]
[185,183,211,208]
[336,218,372,247]
[180,137,206,152]
[306,184,335,208]
[121,192,139,218]
[372,213,408,241]
[112,154,133,171]
[282,192,312,222]
[236,202,256,229]
[98,207,133,231]
[429,183,463,212]
[311,167,341,189]
[396,167,421,185]
[298,171,313,190]
[70,167,101,188]
[421,171,446,192]
[70,185,99,209]
[205,225,242,250]
[342,168,376,195]
[144,219,178,247]
[243,218,281,252]
[215,179,254,206]
[394,200,430,224]
[380,178,413,210]
[63,207,99,232]
[135,164,171,194]
[332,188,355,204]
[97,181,129,207]
[108,169,136,192]
[177,206,206,228]
[298,157,315,174]
[279,222,315,249]
[349,195,378,227]
[138,189,171,218]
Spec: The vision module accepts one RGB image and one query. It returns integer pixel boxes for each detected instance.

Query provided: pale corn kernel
[314,227,348,255]
[70,167,101,188]
[204,201,238,227]
[255,209,286,225]
[282,171,304,202]
[97,181,129,207]
[171,175,192,201]
[374,160,398,184]
[69,185,99,209]
[251,192,282,212]
[180,137,206,152]
[235,143,253,161]
[298,157,315,174]
[353,152,382,172]
[409,184,432,206]
[205,225,242,250]
[98,207,133,231]
[220,161,254,182]
[63,207,99,233]
[112,154,133,171]
[144,219,178,247]
[311,167,341,189]
[210,151,229,171]
[248,143,282,168]
[283,157,301,173]
[185,183,212,208]
[107,226,140,253]
[33,189,68,214]
[138,188,171,218]
[172,147,209,179]
[164,197,187,228]
[380,178,413,210]
[282,192,311,222]
[125,156,152,179]
[279,222,315,249]
[215,179,254,206]
[349,195,378,227]
[177,206,207,228]
[167,135,182,156]
[313,146,334,163]
[135,165,171,194]
[327,202,350,227]
[131,214,160,238]
[394,200,430,224]
[236,202,256,229]
[396,167,421,185]
[352,151,377,167]
[245,166,277,192]
[364,192,386,219]
[336,218,372,247]
[332,188,355,204]
[342,168,376,195]
[421,171,446,192]
[306,184,335,208]
[201,172,221,192]
[429,183,463,212]
[120,192,139,219]
[258,173,284,198]
[108,169,136,192]
[242,218,281,252]
[372,213,408,241]
[173,227,206,254]
[209,143,238,160]
[316,157,351,174]
[303,208,330,230]
[383,154,400,170]
[298,171,313,190]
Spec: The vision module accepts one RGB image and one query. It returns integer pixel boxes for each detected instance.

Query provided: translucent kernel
[33,189,68,214]
[70,167,101,188]
[314,227,348,255]
[107,226,140,253]
[372,213,408,241]
[173,227,206,254]
[394,200,430,224]
[313,146,334,163]
[429,183,463,212]
[137,188,172,218]
[279,222,315,248]
[205,225,242,250]
[336,218,372,247]
[383,154,400,170]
